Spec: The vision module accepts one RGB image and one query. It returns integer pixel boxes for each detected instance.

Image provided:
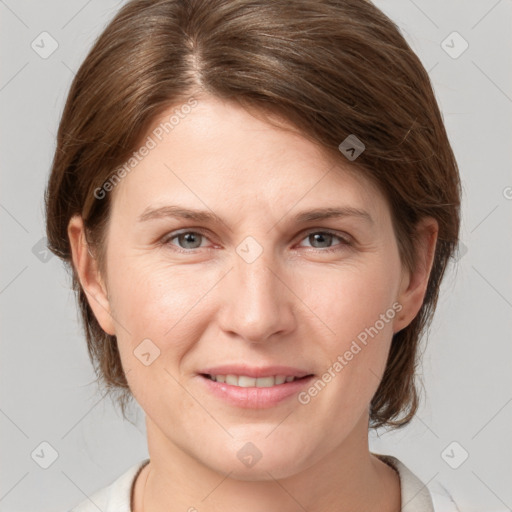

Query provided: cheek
[110,257,202,333]
[107,257,223,387]
[109,262,201,415]
[304,257,401,350]
[296,255,401,411]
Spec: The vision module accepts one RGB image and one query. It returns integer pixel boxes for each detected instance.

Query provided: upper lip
[199,365,313,379]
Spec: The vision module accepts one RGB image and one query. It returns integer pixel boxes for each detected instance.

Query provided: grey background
[1,1,511,511]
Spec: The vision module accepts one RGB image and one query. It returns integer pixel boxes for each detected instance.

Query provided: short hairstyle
[45,0,461,429]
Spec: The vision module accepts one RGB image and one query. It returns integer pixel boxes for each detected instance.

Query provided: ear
[393,217,438,334]
[67,215,116,336]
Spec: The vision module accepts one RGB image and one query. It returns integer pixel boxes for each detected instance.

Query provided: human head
[45,0,461,432]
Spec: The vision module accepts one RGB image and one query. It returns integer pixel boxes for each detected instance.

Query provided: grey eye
[171,232,205,249]
[307,232,335,248]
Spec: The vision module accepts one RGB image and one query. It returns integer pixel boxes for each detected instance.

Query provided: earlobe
[393,217,438,334]
[67,215,116,336]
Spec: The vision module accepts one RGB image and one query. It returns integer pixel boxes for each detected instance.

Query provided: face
[70,95,436,480]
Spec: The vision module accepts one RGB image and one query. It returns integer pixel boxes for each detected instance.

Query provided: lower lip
[198,374,314,409]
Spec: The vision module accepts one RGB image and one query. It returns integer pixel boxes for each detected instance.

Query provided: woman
[45,0,462,510]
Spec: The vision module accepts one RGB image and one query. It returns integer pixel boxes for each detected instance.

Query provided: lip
[199,364,312,379]
[196,365,315,409]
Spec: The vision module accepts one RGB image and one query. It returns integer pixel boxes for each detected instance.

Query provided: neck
[133,413,400,512]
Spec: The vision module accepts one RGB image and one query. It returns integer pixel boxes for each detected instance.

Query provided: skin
[68,94,438,512]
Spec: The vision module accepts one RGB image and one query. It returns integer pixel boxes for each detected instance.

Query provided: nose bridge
[218,242,295,343]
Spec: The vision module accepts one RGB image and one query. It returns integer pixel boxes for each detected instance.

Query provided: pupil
[181,233,201,248]
[312,233,331,248]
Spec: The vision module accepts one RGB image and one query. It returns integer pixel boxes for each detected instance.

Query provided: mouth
[200,373,313,388]
[196,366,315,408]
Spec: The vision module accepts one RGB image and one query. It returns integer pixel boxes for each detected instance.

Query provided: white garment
[69,453,461,512]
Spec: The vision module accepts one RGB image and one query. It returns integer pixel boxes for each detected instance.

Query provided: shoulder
[68,458,150,512]
[429,485,463,512]
[373,453,463,512]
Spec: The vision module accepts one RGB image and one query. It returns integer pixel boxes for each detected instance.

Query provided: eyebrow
[137,205,374,226]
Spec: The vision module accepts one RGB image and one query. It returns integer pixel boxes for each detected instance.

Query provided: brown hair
[45,0,461,429]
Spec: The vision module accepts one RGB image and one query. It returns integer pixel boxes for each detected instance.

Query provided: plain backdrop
[1,1,511,511]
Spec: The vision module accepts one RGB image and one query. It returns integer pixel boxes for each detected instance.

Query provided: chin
[201,438,314,481]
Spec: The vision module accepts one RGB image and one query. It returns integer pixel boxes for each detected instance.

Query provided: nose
[216,250,296,344]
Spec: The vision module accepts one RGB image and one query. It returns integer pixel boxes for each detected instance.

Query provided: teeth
[209,374,297,387]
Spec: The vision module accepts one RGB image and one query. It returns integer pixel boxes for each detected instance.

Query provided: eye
[297,230,352,252]
[162,230,212,252]
[160,228,352,254]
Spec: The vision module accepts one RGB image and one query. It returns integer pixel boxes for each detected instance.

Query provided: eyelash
[160,228,353,254]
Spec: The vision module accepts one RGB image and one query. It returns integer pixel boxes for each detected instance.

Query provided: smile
[203,374,304,387]
[198,372,315,409]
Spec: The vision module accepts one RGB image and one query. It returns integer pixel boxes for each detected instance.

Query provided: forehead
[108,96,388,226]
